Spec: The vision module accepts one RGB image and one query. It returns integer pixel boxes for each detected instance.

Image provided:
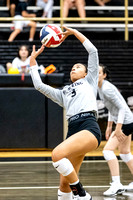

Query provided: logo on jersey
[63,81,83,97]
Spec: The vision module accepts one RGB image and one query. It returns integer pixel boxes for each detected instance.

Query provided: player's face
[70,63,87,82]
[19,46,29,59]
[98,66,106,85]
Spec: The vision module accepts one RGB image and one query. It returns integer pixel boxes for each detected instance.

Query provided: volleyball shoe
[73,192,92,200]
[103,182,125,196]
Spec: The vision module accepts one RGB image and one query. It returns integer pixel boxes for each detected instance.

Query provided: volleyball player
[98,64,133,196]
[30,26,101,200]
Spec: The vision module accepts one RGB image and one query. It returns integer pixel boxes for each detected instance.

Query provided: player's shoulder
[102,80,114,92]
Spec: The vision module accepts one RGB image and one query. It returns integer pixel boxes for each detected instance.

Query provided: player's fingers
[36,45,45,56]
[62,25,68,30]
[32,45,36,52]
[59,35,67,43]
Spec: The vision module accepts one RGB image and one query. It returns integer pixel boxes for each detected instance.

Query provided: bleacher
[0,0,132,101]
[0,0,133,38]
[0,39,132,101]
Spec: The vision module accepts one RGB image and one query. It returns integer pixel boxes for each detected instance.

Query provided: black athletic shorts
[66,112,102,146]
[122,122,133,136]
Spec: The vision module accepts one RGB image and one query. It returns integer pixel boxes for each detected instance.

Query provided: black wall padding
[47,99,63,148]
[0,87,63,149]
[0,88,46,148]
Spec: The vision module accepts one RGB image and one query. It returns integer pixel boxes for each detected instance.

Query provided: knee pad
[58,189,73,200]
[103,150,117,161]
[120,153,133,163]
[53,158,74,176]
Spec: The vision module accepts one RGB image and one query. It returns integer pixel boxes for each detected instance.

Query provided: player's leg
[8,16,23,42]
[103,132,124,196]
[119,135,133,172]
[8,29,21,42]
[10,3,16,17]
[52,130,98,199]
[75,0,86,18]
[119,135,133,190]
[44,0,53,18]
[27,21,36,41]
[58,155,84,200]
[63,0,72,18]
[36,0,46,17]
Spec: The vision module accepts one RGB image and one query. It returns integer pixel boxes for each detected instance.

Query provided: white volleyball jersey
[98,80,133,124]
[30,39,99,120]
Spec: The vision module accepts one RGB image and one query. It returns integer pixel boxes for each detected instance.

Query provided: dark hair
[83,63,88,74]
[17,45,30,59]
[99,63,110,80]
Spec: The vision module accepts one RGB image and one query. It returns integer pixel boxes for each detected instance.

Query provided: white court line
[0,185,109,190]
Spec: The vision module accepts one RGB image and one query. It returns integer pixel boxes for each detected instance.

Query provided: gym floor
[0,141,133,200]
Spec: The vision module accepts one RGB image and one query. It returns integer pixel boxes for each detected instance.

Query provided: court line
[0,185,109,190]
[0,160,123,164]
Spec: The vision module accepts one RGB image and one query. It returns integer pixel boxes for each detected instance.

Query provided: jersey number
[71,89,76,97]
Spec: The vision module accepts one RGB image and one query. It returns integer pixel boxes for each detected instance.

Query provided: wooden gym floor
[0,141,133,200]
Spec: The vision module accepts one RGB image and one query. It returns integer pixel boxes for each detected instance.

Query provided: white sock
[29,38,33,42]
[58,189,73,200]
[112,176,120,183]
[70,179,79,186]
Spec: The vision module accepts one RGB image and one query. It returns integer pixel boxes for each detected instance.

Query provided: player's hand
[112,129,127,143]
[31,44,45,59]
[58,26,76,42]
[105,126,112,140]
[30,45,45,67]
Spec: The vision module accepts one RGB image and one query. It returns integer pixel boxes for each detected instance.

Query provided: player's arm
[6,0,10,7]
[105,113,113,140]
[60,26,99,85]
[30,45,63,106]
[60,26,87,44]
[22,10,36,17]
[104,87,126,142]
[21,4,36,17]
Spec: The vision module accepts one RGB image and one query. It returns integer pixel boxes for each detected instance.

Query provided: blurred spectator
[94,0,111,6]
[0,65,6,74]
[6,45,31,74]
[8,0,36,42]
[36,0,54,18]
[7,0,19,17]
[63,0,86,18]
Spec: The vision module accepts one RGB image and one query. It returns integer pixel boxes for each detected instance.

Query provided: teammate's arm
[104,87,127,142]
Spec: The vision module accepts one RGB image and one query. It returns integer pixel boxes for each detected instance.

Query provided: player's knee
[120,152,133,163]
[16,29,21,34]
[53,158,74,176]
[51,148,61,162]
[103,150,117,161]
[31,21,36,28]
[10,4,16,9]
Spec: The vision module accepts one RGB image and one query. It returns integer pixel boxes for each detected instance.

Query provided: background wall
[0,75,64,149]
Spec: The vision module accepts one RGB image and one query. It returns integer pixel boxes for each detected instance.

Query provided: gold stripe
[0,141,132,158]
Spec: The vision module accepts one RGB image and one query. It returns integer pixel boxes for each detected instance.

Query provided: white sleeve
[108,111,113,122]
[83,39,99,86]
[104,87,126,124]
[30,65,63,107]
